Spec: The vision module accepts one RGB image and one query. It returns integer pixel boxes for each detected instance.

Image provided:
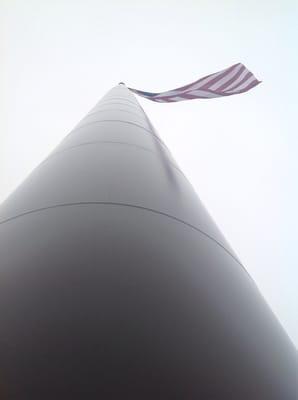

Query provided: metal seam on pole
[86,108,147,119]
[38,141,185,177]
[100,97,139,106]
[92,101,141,110]
[66,119,169,149]
[0,201,245,273]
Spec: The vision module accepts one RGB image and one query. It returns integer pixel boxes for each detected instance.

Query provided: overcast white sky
[1,0,298,347]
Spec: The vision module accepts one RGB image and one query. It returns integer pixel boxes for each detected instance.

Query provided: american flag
[129,63,261,102]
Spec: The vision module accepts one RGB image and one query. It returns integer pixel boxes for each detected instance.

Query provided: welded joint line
[76,119,152,134]
[0,201,248,276]
[68,119,169,149]
[38,140,185,178]
[86,108,147,120]
[62,120,169,150]
[100,97,139,106]
[90,101,141,112]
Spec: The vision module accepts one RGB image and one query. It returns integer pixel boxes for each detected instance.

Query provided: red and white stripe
[129,63,261,102]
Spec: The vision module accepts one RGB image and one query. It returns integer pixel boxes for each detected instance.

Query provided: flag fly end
[128,63,261,102]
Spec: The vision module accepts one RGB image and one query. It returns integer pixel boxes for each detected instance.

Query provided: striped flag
[128,63,261,102]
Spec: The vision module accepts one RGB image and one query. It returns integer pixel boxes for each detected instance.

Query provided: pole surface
[0,85,297,399]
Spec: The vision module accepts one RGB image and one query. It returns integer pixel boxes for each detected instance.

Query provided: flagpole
[0,84,296,398]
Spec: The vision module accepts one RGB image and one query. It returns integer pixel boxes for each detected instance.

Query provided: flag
[128,63,261,102]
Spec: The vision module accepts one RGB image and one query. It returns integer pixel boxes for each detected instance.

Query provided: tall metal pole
[0,84,297,399]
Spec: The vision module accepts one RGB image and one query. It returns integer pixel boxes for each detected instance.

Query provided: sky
[1,0,298,347]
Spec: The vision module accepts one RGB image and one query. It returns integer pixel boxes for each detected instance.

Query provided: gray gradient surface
[0,85,297,399]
